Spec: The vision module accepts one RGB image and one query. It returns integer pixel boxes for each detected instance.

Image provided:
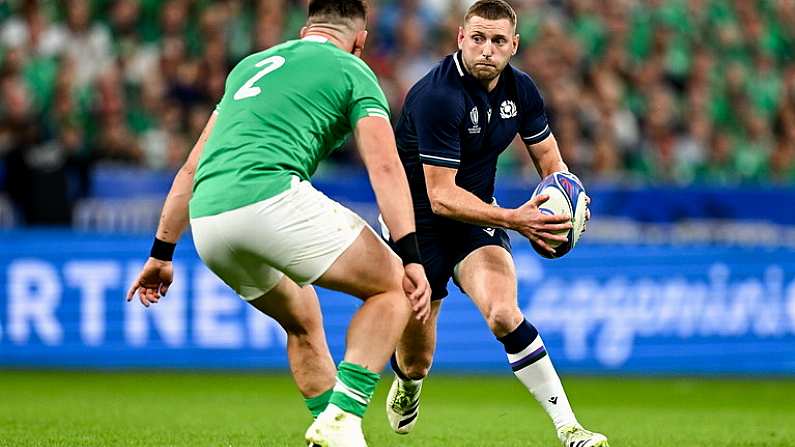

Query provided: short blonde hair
[465,0,517,27]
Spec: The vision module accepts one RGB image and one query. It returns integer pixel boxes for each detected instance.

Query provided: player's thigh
[453,244,518,315]
[314,226,404,300]
[247,277,324,336]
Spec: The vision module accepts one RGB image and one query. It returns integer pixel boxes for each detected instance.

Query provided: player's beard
[465,58,507,82]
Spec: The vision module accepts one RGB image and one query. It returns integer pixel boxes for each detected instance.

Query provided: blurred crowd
[1,0,795,222]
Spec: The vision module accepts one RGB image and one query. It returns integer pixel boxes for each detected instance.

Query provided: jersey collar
[453,51,467,77]
[302,35,329,43]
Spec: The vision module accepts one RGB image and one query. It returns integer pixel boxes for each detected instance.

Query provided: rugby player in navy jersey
[380,1,608,445]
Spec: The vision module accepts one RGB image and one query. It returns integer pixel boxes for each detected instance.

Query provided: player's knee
[372,253,404,296]
[401,353,433,379]
[486,305,523,337]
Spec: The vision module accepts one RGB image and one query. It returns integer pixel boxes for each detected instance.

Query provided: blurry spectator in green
[393,15,436,95]
[0,75,73,224]
[630,84,679,183]
[769,139,795,184]
[673,115,710,184]
[92,67,142,163]
[1,0,64,59]
[734,111,773,183]
[695,132,738,185]
[62,0,112,88]
[0,0,61,111]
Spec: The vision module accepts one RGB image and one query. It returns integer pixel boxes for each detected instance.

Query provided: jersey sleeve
[344,56,391,127]
[413,87,465,169]
[516,72,551,145]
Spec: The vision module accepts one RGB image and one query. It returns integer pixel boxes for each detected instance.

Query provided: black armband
[150,238,176,262]
[394,232,422,265]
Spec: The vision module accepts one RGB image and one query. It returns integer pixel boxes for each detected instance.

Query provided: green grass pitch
[0,371,793,446]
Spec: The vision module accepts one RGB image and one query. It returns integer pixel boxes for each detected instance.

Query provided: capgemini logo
[519,261,795,368]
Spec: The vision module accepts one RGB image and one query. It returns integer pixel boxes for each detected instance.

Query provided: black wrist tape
[150,238,176,261]
[394,232,422,265]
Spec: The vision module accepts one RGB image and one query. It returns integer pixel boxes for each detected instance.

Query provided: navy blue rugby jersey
[395,51,551,224]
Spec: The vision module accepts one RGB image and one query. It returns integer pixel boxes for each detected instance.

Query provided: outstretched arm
[126,112,216,307]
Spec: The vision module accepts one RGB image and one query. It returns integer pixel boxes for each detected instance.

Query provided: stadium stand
[1,0,794,227]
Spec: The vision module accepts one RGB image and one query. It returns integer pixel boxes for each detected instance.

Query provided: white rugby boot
[385,374,423,434]
[305,404,367,447]
[557,424,609,447]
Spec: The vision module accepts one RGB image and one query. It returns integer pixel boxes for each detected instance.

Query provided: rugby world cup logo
[468,107,481,134]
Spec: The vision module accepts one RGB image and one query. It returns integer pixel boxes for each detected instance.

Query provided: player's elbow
[427,189,451,216]
[429,198,443,216]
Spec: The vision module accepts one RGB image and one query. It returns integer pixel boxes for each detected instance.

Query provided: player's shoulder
[407,55,467,107]
[426,53,467,94]
[331,48,378,79]
[507,64,542,95]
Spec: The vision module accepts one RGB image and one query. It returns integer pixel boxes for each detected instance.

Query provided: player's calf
[497,318,579,430]
[248,283,336,418]
[384,298,441,435]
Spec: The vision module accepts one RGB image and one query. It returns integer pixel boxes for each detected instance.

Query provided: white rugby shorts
[190,177,367,300]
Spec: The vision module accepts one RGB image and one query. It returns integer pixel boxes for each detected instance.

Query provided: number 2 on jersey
[233,55,286,101]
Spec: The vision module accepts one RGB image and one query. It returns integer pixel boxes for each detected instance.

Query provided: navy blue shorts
[385,220,512,301]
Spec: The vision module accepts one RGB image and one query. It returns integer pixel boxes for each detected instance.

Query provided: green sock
[304,389,333,418]
[328,361,380,417]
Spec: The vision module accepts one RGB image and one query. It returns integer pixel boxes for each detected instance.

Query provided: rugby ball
[530,171,587,259]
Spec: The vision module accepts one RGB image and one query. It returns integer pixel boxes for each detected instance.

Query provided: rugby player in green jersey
[126,1,431,445]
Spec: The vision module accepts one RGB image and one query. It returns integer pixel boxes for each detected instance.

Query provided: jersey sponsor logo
[487,108,492,123]
[468,107,481,134]
[483,227,496,237]
[500,100,517,119]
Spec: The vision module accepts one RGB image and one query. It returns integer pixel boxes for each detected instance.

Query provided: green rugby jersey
[189,36,390,218]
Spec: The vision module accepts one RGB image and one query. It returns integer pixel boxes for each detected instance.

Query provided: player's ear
[352,29,367,57]
[299,26,308,38]
[457,26,465,49]
[512,33,519,56]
